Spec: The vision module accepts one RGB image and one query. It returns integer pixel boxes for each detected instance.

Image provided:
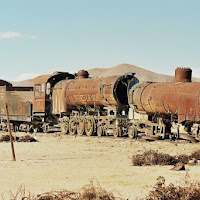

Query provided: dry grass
[190,150,200,160]
[132,150,177,166]
[8,177,200,200]
[145,174,200,200]
[8,182,121,200]
[0,134,38,142]
[0,134,11,142]
[17,135,38,142]
[132,150,200,166]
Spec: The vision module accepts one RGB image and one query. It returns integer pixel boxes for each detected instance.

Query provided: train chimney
[76,70,89,79]
[174,67,192,82]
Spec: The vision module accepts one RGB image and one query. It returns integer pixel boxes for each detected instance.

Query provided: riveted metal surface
[53,74,138,114]
[33,72,74,114]
[130,82,200,123]
[0,86,33,121]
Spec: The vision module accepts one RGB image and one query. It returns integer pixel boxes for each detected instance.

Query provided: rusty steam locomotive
[128,67,200,142]
[0,67,199,141]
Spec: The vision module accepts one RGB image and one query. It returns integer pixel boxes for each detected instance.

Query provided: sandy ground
[0,132,200,200]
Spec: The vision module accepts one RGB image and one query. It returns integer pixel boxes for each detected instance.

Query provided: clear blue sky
[0,0,200,81]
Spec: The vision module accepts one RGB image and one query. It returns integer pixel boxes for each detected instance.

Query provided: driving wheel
[69,117,77,136]
[77,116,85,136]
[113,127,121,138]
[128,126,138,139]
[97,126,104,137]
[85,116,95,136]
[61,121,69,134]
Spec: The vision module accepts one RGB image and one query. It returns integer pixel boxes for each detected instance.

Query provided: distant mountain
[88,63,200,82]
[88,63,174,82]
[11,79,34,87]
[10,63,200,86]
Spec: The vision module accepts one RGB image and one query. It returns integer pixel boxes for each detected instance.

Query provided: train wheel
[113,127,121,138]
[69,117,77,136]
[28,125,34,133]
[77,116,85,136]
[85,116,95,136]
[61,122,69,134]
[128,126,138,139]
[97,126,103,137]
[33,128,38,133]
[43,123,50,133]
[14,125,18,132]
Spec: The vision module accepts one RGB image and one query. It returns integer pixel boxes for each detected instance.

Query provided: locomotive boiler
[53,70,138,137]
[128,68,200,142]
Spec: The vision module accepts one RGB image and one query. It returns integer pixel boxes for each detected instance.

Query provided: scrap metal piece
[170,163,185,171]
[141,136,159,141]
[179,133,198,143]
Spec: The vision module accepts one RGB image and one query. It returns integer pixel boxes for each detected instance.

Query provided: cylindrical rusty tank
[53,71,138,114]
[174,67,192,82]
[129,81,200,123]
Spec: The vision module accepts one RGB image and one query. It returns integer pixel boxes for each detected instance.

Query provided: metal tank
[53,70,138,114]
[129,67,200,123]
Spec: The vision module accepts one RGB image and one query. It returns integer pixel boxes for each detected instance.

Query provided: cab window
[34,84,45,96]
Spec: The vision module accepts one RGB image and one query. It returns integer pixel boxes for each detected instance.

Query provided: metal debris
[170,163,185,171]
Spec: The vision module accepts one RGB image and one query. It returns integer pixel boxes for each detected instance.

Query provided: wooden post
[4,102,16,161]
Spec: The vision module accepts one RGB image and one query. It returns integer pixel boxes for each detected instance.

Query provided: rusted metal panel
[33,72,75,114]
[0,86,33,121]
[52,73,138,114]
[130,82,200,123]
[33,83,46,113]
[0,86,7,115]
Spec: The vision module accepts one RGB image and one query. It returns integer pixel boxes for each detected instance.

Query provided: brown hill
[88,63,200,82]
[88,63,174,82]
[11,79,34,87]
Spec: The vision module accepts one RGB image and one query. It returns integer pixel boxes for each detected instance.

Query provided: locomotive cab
[33,72,75,121]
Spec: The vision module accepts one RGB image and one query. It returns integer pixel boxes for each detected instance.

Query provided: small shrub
[9,182,121,200]
[132,150,200,166]
[132,150,178,166]
[0,135,14,142]
[190,150,200,160]
[176,154,190,164]
[81,183,116,200]
[0,134,37,143]
[145,174,200,200]
[17,135,38,142]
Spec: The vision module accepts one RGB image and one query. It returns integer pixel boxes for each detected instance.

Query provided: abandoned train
[0,67,199,141]
[0,70,138,138]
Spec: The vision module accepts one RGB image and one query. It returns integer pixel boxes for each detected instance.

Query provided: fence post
[4,101,16,161]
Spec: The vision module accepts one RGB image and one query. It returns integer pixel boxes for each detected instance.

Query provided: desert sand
[0,132,200,199]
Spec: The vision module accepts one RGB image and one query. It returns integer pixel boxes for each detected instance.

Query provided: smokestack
[174,67,192,82]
